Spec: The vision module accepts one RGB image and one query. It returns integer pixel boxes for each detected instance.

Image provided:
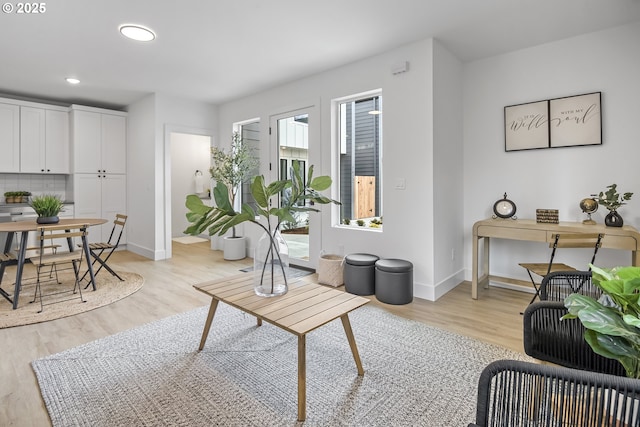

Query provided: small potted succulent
[594,183,633,227]
[30,194,64,224]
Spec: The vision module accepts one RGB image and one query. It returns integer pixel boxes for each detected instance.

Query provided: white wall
[463,22,640,284]
[127,93,217,260]
[433,40,465,298]
[216,38,463,299]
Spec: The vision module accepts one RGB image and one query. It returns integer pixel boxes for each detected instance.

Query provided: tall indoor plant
[564,265,640,378]
[185,160,339,296]
[209,132,259,260]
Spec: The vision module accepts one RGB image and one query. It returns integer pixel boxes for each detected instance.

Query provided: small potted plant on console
[30,194,64,224]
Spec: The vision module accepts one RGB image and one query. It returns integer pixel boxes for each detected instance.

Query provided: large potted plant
[595,183,633,227]
[208,132,259,260]
[564,264,640,378]
[30,194,64,224]
[185,160,339,296]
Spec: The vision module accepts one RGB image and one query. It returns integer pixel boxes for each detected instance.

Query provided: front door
[270,106,319,269]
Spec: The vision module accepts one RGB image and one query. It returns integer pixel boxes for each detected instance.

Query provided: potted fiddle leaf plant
[564,264,640,378]
[30,194,64,224]
[594,183,633,227]
[185,160,339,297]
[208,131,259,260]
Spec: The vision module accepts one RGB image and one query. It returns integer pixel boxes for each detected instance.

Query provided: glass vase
[254,229,289,297]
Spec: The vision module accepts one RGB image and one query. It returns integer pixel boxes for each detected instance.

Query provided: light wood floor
[0,241,533,426]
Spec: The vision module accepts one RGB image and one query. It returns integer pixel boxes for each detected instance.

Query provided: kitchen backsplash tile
[0,173,67,201]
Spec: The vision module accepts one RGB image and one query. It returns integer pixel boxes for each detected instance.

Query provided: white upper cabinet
[0,103,20,173]
[45,109,70,173]
[20,106,69,173]
[71,106,126,174]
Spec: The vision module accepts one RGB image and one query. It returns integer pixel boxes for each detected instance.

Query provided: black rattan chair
[523,301,626,376]
[469,359,640,427]
[523,270,626,376]
[539,270,600,301]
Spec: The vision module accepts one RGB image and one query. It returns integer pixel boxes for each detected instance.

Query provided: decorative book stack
[536,209,559,224]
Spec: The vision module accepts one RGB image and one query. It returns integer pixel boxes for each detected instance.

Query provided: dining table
[0,217,107,309]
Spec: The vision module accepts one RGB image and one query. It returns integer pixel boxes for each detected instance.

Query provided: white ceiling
[2,0,640,110]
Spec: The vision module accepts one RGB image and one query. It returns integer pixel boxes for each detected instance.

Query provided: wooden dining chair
[29,224,88,313]
[518,233,603,305]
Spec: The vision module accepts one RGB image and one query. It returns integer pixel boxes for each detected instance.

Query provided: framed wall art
[504,100,550,152]
[549,92,601,148]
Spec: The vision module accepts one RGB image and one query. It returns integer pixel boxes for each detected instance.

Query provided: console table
[471,218,640,299]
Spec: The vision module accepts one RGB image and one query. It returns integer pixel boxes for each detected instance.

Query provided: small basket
[317,254,344,287]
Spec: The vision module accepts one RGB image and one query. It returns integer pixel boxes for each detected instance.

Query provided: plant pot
[37,216,59,224]
[254,229,289,297]
[223,236,246,260]
[605,210,623,227]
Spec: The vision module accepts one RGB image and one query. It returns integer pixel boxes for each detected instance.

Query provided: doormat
[239,265,314,279]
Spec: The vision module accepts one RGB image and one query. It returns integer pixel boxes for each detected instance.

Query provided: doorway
[164,126,213,259]
[270,106,320,268]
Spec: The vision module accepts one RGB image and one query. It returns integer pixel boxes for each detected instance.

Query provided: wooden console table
[194,273,369,421]
[471,218,640,299]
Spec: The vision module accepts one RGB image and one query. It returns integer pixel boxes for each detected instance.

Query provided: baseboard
[126,242,164,260]
[414,269,465,301]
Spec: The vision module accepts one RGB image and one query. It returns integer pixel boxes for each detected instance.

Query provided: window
[234,120,260,212]
[335,91,383,230]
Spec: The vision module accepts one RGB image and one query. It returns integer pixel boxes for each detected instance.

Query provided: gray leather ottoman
[375,258,413,304]
[344,253,379,295]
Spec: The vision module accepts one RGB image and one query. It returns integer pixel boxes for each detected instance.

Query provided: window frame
[331,89,383,231]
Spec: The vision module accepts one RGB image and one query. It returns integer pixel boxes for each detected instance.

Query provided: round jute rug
[0,271,144,328]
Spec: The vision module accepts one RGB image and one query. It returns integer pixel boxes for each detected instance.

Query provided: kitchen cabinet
[73,173,126,244]
[70,105,127,245]
[0,102,20,173]
[20,106,69,173]
[71,107,126,174]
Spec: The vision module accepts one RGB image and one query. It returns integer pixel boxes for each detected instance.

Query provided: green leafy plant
[29,194,64,217]
[564,264,640,378]
[356,219,365,226]
[343,218,351,225]
[185,160,339,291]
[595,184,633,212]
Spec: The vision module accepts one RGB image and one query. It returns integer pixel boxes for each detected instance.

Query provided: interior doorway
[164,126,213,259]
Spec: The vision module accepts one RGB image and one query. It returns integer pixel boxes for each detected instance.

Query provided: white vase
[253,229,289,297]
[223,236,246,260]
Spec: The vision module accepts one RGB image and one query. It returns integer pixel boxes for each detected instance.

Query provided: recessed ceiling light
[119,24,156,42]
[65,77,80,85]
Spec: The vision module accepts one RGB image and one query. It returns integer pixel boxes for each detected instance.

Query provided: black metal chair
[519,233,603,304]
[469,359,640,427]
[523,270,626,376]
[79,213,127,283]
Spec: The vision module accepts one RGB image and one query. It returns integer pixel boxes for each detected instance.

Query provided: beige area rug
[0,271,144,328]
[172,236,208,244]
[32,303,533,426]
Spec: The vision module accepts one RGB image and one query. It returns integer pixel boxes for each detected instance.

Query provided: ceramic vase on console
[605,210,624,227]
[254,229,289,297]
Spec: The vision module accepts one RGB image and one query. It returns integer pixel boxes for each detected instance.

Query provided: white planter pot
[224,236,246,260]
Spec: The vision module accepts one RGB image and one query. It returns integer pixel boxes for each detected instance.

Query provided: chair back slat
[550,233,603,248]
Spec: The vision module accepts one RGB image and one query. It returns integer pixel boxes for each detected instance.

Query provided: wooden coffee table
[194,273,369,421]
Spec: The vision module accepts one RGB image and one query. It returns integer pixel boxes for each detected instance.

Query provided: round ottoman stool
[375,259,413,305]
[344,253,379,296]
